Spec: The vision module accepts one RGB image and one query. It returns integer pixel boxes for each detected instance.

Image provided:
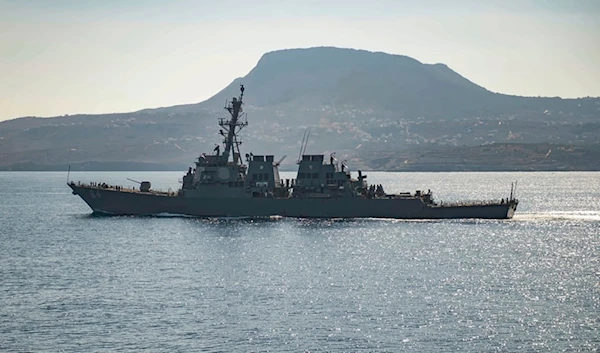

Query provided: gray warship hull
[68,84,519,219]
[69,184,517,219]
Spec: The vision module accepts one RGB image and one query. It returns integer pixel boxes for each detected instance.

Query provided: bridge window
[312,173,319,179]
[252,173,257,181]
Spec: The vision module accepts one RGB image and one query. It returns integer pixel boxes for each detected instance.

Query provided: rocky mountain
[147,47,599,118]
[1,47,599,171]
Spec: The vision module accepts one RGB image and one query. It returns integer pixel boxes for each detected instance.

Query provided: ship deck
[69,181,177,197]
[70,181,513,207]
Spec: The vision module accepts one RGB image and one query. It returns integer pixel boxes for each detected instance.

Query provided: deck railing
[71,181,177,196]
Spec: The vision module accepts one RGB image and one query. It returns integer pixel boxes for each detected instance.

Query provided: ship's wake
[153,213,285,221]
[83,211,600,223]
[514,211,600,222]
[153,212,204,218]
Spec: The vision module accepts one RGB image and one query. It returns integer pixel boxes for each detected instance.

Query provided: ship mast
[219,84,248,164]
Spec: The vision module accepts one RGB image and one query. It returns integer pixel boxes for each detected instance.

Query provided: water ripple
[0,171,598,352]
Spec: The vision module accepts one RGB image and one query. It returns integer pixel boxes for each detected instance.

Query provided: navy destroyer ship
[69,85,519,219]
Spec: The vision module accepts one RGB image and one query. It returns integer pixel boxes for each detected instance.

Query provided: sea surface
[0,171,598,352]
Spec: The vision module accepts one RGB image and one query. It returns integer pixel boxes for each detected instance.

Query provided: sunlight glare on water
[0,171,598,352]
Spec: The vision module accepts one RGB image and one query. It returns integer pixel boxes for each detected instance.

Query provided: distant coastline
[0,162,187,172]
[2,48,599,174]
[2,161,599,172]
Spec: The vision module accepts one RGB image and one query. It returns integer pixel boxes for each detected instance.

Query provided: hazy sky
[1,0,599,121]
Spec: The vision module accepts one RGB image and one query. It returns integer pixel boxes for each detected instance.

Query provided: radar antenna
[219,84,248,165]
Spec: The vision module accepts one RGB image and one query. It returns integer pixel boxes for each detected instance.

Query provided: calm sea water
[0,171,598,352]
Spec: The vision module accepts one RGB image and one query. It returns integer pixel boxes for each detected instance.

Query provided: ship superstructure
[69,85,519,219]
